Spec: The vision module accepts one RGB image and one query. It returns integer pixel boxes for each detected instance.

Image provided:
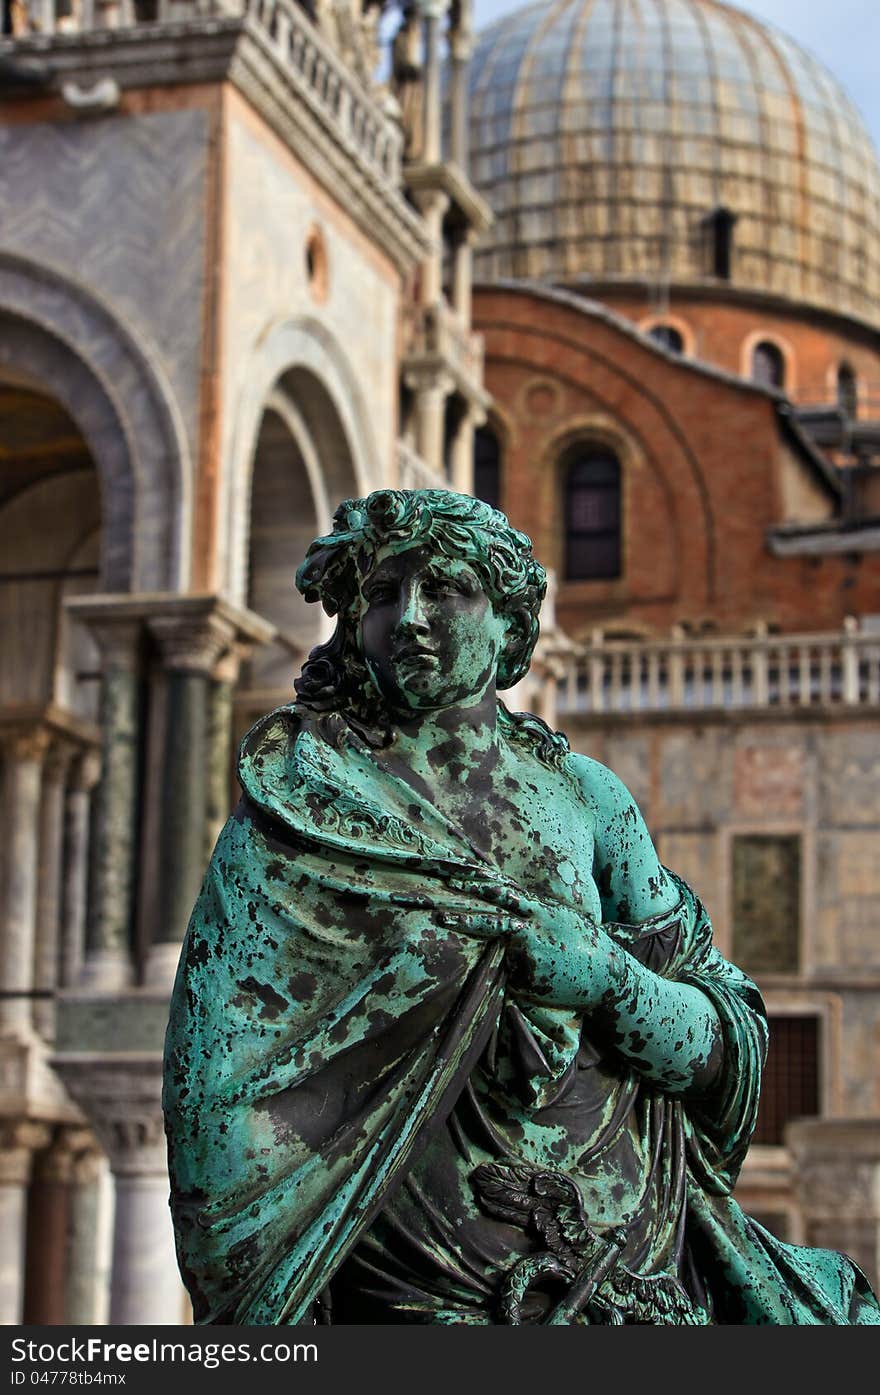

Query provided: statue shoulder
[563,751,639,822]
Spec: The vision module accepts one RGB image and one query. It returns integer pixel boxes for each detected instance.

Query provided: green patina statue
[163,488,880,1325]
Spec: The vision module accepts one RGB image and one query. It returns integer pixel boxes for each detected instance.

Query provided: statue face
[357,543,509,715]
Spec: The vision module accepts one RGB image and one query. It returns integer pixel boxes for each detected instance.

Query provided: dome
[466,0,880,326]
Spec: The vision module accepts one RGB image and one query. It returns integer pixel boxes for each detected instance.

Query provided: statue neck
[385,690,502,783]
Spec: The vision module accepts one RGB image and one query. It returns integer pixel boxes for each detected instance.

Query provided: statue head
[293,489,548,732]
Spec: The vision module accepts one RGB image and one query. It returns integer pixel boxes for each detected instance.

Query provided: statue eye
[423,573,471,598]
[364,581,397,604]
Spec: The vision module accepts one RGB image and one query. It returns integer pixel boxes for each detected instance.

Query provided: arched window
[751,340,785,389]
[837,362,858,418]
[648,323,684,354]
[473,424,501,511]
[564,449,622,581]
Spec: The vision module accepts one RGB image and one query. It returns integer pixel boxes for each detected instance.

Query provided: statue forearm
[506,912,724,1097]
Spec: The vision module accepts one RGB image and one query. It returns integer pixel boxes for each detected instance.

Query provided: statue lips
[393,643,441,669]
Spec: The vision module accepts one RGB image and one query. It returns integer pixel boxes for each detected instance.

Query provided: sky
[470,0,880,153]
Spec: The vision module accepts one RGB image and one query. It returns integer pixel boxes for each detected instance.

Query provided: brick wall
[475,286,880,638]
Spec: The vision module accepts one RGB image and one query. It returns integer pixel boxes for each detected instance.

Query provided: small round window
[305,227,328,303]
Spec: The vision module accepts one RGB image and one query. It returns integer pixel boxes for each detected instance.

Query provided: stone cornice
[228,21,430,274]
[66,591,276,644]
[768,521,880,556]
[0,21,431,275]
[404,159,492,233]
[0,704,100,753]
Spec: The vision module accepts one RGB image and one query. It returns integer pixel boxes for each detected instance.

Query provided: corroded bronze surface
[163,489,880,1324]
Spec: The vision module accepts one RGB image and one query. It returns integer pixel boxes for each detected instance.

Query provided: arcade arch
[237,358,364,728]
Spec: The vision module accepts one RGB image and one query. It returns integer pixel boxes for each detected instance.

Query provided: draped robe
[163,705,880,1325]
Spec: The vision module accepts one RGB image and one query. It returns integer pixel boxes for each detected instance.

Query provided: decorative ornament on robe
[163,705,880,1326]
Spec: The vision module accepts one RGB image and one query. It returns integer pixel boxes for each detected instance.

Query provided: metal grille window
[732,834,800,974]
[752,1015,820,1146]
[473,426,501,511]
[751,340,786,389]
[837,363,858,418]
[648,324,684,354]
[564,451,622,580]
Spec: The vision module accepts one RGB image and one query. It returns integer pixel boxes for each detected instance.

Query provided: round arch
[540,411,680,598]
[225,317,378,606]
[637,314,695,357]
[0,252,191,592]
[740,329,797,395]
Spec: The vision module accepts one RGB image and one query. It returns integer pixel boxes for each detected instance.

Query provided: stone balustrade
[397,439,447,492]
[552,620,880,718]
[3,0,403,188]
[406,298,484,388]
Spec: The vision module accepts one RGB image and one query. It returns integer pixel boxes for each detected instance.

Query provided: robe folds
[163,704,880,1326]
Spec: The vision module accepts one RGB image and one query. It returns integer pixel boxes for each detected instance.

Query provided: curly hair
[292,488,568,763]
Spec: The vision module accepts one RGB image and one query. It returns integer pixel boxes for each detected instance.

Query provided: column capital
[418,0,451,20]
[148,611,237,676]
[404,365,456,397]
[448,28,474,62]
[410,185,451,220]
[67,594,275,674]
[0,724,52,765]
[0,1120,53,1184]
[43,737,78,787]
[69,614,142,672]
[68,749,102,795]
[31,1125,88,1185]
[52,1054,166,1178]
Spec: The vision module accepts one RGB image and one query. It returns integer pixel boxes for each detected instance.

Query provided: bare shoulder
[563,752,678,923]
[563,752,640,822]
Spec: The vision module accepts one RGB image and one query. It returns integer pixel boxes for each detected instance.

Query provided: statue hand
[502,897,611,1007]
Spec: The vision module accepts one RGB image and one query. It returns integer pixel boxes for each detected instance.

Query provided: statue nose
[397,584,430,635]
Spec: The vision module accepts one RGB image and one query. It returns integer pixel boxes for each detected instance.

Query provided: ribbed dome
[467,0,880,325]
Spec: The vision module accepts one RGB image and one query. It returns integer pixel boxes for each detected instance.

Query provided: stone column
[407,369,453,479]
[414,189,450,307]
[0,727,49,1036]
[205,647,241,862]
[67,1141,109,1326]
[0,1121,51,1324]
[788,1117,880,1292]
[33,741,74,1039]
[59,750,101,990]
[146,612,236,989]
[419,0,449,164]
[451,227,475,328]
[82,619,142,991]
[448,1,474,172]
[22,1127,75,1324]
[449,402,477,495]
[52,1056,182,1325]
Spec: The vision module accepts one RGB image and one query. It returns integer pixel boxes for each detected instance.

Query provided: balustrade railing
[397,440,447,491]
[406,300,484,385]
[3,0,402,186]
[555,625,880,717]
[791,384,880,419]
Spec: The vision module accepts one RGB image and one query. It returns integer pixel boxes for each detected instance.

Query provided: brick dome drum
[467,0,880,326]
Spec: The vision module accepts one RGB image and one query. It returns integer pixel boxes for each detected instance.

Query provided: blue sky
[471,0,880,152]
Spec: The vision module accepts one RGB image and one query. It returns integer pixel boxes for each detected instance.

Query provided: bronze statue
[163,489,880,1324]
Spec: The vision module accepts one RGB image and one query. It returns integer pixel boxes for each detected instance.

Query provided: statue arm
[503,755,725,1096]
[505,903,724,1096]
